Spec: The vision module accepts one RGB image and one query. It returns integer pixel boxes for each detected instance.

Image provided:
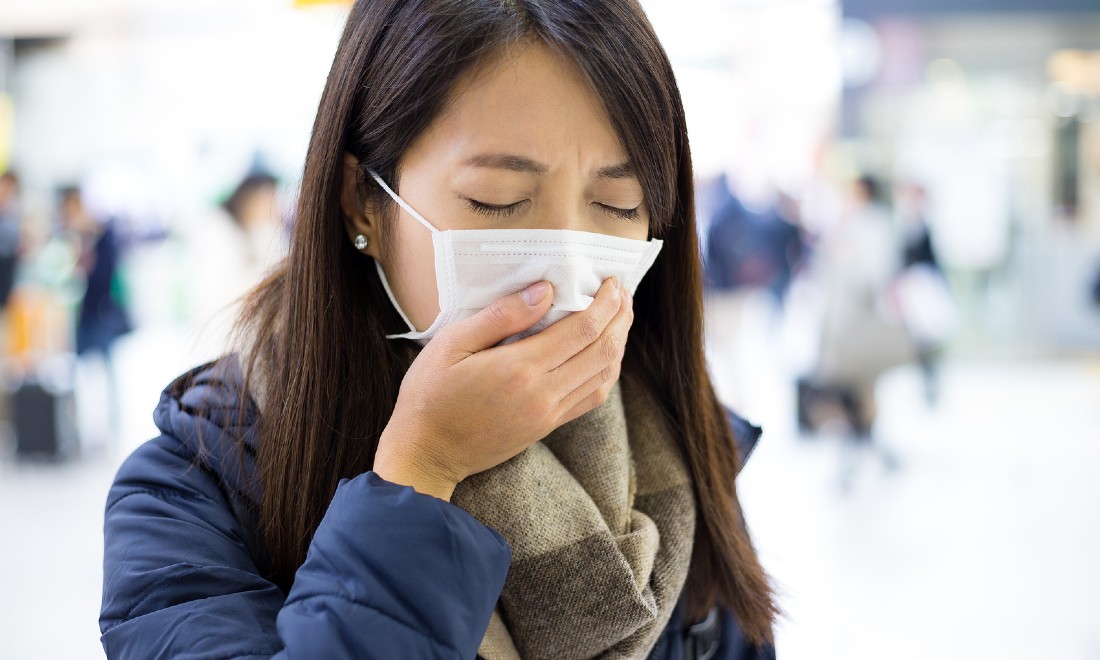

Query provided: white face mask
[367,170,663,345]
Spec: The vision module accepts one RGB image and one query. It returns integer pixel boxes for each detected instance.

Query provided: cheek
[379,222,439,331]
[601,218,650,242]
[624,220,650,241]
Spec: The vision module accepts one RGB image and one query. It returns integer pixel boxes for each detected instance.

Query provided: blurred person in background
[896,182,951,407]
[187,170,287,361]
[704,180,775,295]
[0,169,20,446]
[61,185,132,440]
[898,184,938,274]
[1090,242,1100,309]
[223,172,284,264]
[703,178,808,411]
[797,175,912,486]
[1093,261,1100,309]
[704,180,807,314]
[0,169,21,311]
[99,1,778,658]
[766,190,809,310]
[702,177,779,410]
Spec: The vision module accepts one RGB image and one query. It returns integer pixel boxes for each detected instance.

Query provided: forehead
[403,41,629,171]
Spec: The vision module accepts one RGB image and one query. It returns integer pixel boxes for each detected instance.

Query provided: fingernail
[522,281,551,306]
[609,277,621,298]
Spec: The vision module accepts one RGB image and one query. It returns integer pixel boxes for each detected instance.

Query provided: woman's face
[371,41,651,332]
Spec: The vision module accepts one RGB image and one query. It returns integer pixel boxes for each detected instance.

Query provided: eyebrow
[595,162,635,180]
[461,153,637,181]
[462,154,548,175]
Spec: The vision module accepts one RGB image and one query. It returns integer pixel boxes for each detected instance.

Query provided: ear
[341,152,381,258]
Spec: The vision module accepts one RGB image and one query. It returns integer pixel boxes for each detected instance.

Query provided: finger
[520,276,623,372]
[549,287,633,394]
[553,307,629,416]
[440,281,553,354]
[557,379,617,427]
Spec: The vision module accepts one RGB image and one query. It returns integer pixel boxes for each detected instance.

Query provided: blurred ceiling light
[1048,50,1100,95]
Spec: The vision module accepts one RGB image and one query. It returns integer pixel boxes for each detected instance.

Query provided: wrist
[373,462,457,501]
[374,429,458,502]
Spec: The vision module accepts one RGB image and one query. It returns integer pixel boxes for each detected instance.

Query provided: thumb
[444,281,553,352]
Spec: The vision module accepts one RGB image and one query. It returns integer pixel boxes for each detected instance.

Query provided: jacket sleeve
[725,407,763,474]
[716,608,777,660]
[100,434,511,659]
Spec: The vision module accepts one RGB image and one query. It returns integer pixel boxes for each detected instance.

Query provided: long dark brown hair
[236,0,776,645]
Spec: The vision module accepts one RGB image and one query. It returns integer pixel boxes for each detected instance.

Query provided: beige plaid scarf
[451,373,696,660]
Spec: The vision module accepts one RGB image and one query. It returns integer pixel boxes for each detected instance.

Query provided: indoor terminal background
[0,0,1098,658]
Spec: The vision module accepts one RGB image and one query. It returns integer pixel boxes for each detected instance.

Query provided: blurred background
[0,0,1098,658]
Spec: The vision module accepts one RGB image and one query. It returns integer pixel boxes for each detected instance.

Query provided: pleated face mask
[367,170,664,345]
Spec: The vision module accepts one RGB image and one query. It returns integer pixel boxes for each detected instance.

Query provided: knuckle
[486,299,514,328]
[600,332,621,363]
[531,396,556,421]
[505,362,534,389]
[600,364,615,384]
[595,385,611,405]
[578,315,601,344]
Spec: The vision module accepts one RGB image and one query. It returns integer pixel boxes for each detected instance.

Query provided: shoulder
[103,357,268,624]
[116,355,261,508]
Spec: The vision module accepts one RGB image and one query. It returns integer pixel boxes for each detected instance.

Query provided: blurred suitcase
[13,380,78,459]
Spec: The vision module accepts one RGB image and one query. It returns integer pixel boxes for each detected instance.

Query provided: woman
[100,1,777,658]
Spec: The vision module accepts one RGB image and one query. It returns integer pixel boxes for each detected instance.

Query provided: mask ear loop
[365,169,441,337]
[374,260,419,333]
[366,170,438,233]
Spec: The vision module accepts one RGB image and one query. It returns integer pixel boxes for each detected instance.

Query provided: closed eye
[465,198,641,222]
[595,202,642,222]
[464,198,529,217]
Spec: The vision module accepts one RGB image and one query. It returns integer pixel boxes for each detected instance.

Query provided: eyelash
[463,198,642,222]
[464,199,527,217]
[599,203,642,222]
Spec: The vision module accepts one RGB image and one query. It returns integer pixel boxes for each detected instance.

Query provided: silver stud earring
[354,234,370,251]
